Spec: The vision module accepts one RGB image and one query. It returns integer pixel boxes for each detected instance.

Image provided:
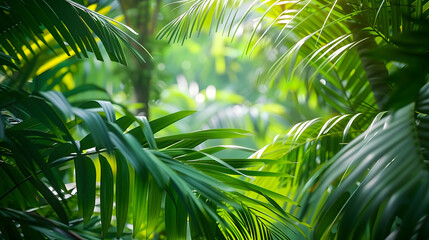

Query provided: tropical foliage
[160,0,429,239]
[1,0,429,239]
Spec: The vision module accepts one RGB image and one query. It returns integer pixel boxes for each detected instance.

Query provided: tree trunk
[351,25,391,111]
[119,0,160,118]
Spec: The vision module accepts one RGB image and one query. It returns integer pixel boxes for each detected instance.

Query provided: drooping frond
[158,0,377,110]
[159,0,429,112]
[0,0,147,70]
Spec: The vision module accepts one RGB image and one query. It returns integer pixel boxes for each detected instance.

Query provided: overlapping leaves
[311,103,429,239]
[159,0,429,113]
[0,0,146,70]
[0,85,306,239]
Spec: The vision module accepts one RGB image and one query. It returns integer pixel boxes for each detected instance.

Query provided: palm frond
[252,112,376,197]
[159,0,429,113]
[0,0,147,70]
[309,103,429,239]
[0,84,306,239]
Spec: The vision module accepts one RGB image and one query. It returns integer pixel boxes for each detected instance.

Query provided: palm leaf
[159,0,429,113]
[1,84,307,238]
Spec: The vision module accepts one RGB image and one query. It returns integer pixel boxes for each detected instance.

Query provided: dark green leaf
[75,156,96,225]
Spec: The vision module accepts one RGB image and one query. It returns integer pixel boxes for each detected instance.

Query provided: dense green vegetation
[1,0,428,239]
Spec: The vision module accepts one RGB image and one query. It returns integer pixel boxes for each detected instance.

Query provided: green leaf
[154,129,249,148]
[145,177,163,239]
[99,154,114,238]
[96,101,116,123]
[137,116,157,149]
[0,207,98,239]
[20,223,45,240]
[1,0,147,68]
[11,133,66,202]
[80,100,116,123]
[132,172,163,239]
[31,178,69,224]
[312,104,428,239]
[63,84,109,99]
[115,151,130,238]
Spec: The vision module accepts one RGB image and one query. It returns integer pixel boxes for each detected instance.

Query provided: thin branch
[0,160,39,201]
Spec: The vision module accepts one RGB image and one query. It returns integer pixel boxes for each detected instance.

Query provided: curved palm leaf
[159,0,429,112]
[159,0,429,239]
[0,83,306,239]
[310,103,429,239]
[0,207,98,240]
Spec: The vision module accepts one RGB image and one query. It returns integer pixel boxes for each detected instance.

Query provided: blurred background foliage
[1,0,315,238]
[0,0,330,238]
